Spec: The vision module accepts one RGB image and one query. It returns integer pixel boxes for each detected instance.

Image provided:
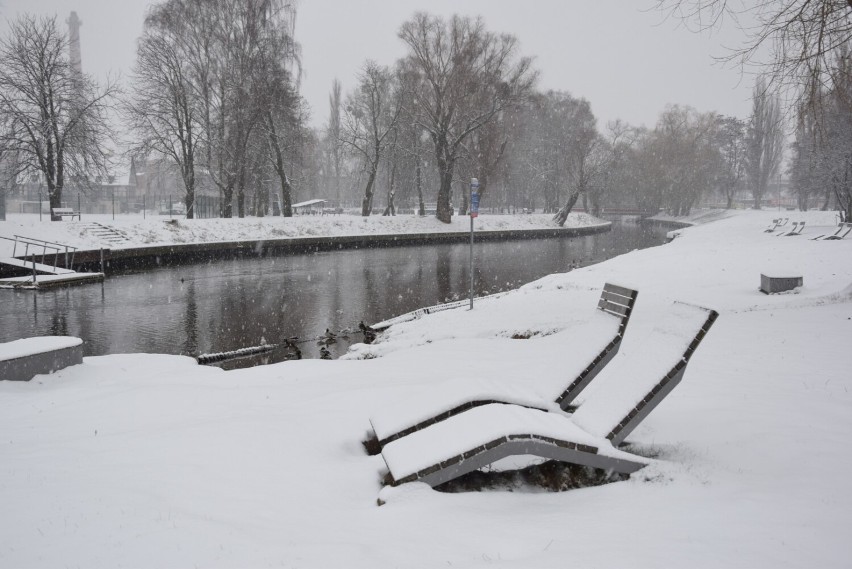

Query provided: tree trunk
[48,187,62,221]
[183,160,196,220]
[416,158,425,216]
[280,172,293,217]
[460,191,468,216]
[383,162,397,216]
[435,141,454,223]
[415,133,425,216]
[222,185,234,218]
[361,165,378,216]
[436,168,453,223]
[237,187,245,218]
[552,191,581,227]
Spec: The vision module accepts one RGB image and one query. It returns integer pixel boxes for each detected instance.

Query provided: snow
[1,208,851,567]
[368,304,622,442]
[0,336,82,361]
[761,269,803,278]
[570,302,712,438]
[0,211,604,256]
[381,403,646,481]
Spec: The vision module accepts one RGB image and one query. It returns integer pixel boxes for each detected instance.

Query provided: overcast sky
[1,0,757,130]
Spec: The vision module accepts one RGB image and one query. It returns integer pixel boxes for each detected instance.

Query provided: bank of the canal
[0,220,668,367]
[61,222,613,273]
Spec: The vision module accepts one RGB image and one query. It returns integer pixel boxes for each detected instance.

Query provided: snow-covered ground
[1,208,851,568]
[0,211,603,256]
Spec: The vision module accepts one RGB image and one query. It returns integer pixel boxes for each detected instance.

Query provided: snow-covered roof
[291,199,327,208]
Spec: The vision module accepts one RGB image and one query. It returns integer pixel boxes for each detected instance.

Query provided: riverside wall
[69,223,612,273]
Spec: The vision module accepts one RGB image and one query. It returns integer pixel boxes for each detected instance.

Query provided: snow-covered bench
[777,221,805,237]
[368,283,639,450]
[380,302,719,488]
[0,336,83,381]
[51,207,81,221]
[812,222,852,241]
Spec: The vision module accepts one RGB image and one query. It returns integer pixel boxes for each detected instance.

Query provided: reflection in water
[183,280,197,356]
[0,220,667,368]
[436,246,452,304]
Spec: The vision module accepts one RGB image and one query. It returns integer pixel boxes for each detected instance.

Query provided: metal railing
[0,235,78,272]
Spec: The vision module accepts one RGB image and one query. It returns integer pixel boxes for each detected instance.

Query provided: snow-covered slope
[1,209,850,568]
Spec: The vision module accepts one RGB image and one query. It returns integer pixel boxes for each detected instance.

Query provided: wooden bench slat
[600,290,633,307]
[598,299,631,318]
[602,283,638,300]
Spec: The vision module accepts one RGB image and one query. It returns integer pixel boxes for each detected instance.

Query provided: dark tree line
[4,2,848,221]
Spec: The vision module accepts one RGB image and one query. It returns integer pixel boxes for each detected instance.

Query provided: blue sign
[470,178,481,218]
[470,191,481,218]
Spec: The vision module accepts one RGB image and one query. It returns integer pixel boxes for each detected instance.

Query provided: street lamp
[469,177,480,310]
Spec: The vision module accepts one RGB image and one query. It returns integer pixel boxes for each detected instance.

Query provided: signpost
[469,177,480,309]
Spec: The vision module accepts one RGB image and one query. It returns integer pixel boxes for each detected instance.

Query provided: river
[0,219,668,368]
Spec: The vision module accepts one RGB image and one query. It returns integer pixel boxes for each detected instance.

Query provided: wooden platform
[0,272,104,289]
[0,257,76,275]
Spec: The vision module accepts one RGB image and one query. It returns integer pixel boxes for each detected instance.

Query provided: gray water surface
[1,220,668,368]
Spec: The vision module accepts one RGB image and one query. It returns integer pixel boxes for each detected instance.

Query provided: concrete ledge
[67,222,612,273]
[0,337,83,381]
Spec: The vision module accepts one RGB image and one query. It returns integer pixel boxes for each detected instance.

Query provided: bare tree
[145,0,294,218]
[596,120,641,214]
[399,13,536,223]
[746,78,785,209]
[340,61,402,216]
[655,0,852,109]
[327,78,343,208]
[552,96,602,226]
[0,14,116,220]
[125,16,202,218]
[715,115,747,208]
[793,51,852,219]
[254,6,302,218]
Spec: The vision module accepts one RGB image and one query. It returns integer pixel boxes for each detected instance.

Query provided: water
[1,220,668,368]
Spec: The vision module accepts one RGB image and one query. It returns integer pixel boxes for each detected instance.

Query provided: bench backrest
[555,283,639,409]
[52,208,74,214]
[597,282,638,336]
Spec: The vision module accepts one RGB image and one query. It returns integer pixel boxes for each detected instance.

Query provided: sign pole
[469,177,480,310]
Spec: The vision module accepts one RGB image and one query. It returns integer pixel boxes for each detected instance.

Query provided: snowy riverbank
[1,208,851,568]
[0,211,604,257]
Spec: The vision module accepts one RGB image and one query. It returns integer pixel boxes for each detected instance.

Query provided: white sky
[1,0,758,130]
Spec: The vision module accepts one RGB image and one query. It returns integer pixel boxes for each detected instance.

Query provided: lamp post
[469,177,480,310]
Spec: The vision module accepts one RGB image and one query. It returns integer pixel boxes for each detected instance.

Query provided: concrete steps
[82,222,131,245]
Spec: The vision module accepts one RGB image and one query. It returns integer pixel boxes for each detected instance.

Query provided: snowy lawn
[1,209,851,567]
[0,211,603,256]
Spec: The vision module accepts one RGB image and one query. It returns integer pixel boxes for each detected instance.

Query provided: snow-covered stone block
[760,272,803,294]
[0,336,83,381]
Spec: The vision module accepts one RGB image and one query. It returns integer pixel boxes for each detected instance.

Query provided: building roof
[291,199,327,208]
